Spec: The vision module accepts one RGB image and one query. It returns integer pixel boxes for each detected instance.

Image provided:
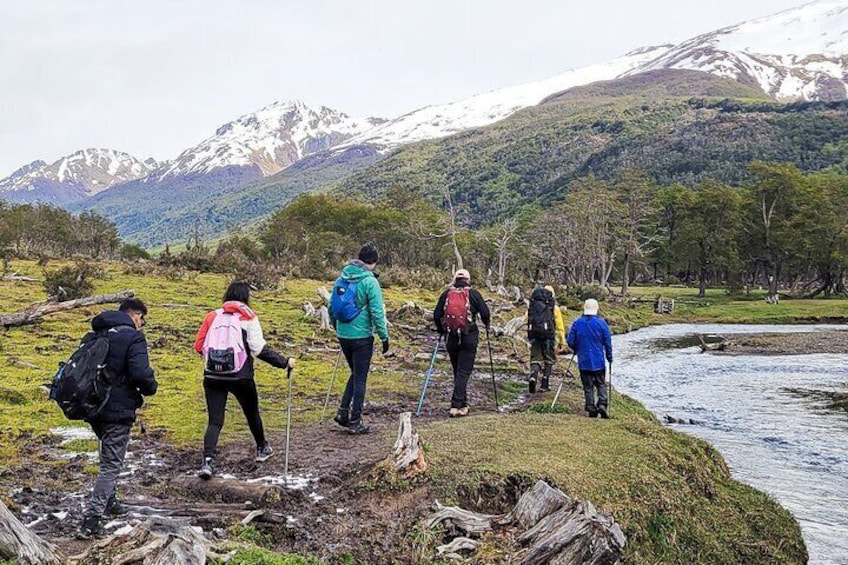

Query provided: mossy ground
[0,260,830,563]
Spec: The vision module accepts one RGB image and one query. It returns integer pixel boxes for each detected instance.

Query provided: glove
[382,339,390,355]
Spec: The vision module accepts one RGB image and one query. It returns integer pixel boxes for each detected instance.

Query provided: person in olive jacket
[329,243,390,435]
[433,269,490,417]
[78,298,158,539]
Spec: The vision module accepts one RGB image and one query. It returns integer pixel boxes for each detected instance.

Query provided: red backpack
[442,287,471,334]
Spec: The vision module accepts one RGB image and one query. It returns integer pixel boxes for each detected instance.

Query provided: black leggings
[203,378,266,458]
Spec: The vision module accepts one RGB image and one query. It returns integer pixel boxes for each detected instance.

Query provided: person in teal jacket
[329,243,390,434]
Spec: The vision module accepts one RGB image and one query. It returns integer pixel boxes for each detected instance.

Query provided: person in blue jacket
[566,298,613,418]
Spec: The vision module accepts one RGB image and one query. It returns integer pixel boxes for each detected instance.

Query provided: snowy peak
[632,0,848,100]
[161,99,386,177]
[340,45,674,149]
[0,148,156,201]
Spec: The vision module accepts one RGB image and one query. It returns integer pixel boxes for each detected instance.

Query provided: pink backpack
[202,309,248,375]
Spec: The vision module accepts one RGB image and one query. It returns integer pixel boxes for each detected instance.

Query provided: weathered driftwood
[424,502,495,536]
[2,273,39,282]
[697,335,731,352]
[499,480,570,530]
[392,412,428,479]
[69,517,233,565]
[436,536,478,558]
[423,480,626,565]
[1,289,135,327]
[170,475,283,505]
[518,498,626,565]
[302,302,332,331]
[0,500,63,564]
[317,286,331,304]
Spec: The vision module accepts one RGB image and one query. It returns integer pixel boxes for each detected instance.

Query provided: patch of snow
[51,511,69,521]
[309,492,325,503]
[113,524,134,536]
[51,426,97,443]
[245,473,316,490]
[336,508,346,514]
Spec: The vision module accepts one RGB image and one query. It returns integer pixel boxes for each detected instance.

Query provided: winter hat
[358,243,379,265]
[454,269,471,282]
[583,298,600,316]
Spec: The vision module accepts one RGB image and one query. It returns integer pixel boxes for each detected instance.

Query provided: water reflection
[613,324,848,565]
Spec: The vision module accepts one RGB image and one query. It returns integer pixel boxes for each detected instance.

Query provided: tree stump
[392,412,428,479]
[0,500,63,564]
[69,517,233,565]
[498,479,570,529]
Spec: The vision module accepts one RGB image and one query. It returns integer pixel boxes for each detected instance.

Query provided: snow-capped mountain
[630,0,848,100]
[159,100,385,178]
[0,148,157,204]
[339,45,673,149]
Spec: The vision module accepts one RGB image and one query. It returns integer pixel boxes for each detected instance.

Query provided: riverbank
[704,330,848,355]
[0,261,825,563]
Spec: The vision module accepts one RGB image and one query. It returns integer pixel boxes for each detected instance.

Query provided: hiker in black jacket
[433,269,491,417]
[78,298,158,539]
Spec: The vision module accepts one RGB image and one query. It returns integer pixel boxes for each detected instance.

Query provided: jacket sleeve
[257,346,290,369]
[471,289,491,329]
[554,306,566,347]
[566,321,577,351]
[242,316,268,358]
[433,290,447,333]
[128,332,157,396]
[603,320,614,364]
[194,311,216,354]
[365,277,389,342]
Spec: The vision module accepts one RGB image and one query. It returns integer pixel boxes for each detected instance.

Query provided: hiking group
[50,241,613,540]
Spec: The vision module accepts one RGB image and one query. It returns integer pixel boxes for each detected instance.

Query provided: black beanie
[358,243,379,265]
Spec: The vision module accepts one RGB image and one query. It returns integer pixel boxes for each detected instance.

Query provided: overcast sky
[0,0,805,176]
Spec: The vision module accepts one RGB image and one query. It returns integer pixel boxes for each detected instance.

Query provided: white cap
[454,269,470,282]
[583,298,599,316]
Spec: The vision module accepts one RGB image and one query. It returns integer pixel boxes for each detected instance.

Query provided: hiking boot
[198,457,215,480]
[333,410,350,428]
[77,515,104,540]
[541,366,552,392]
[528,376,537,394]
[106,495,129,516]
[256,443,275,462]
[587,410,598,419]
[597,406,609,419]
[347,420,371,435]
[449,407,460,418]
[456,406,469,418]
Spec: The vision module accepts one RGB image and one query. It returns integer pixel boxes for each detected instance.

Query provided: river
[612,324,848,565]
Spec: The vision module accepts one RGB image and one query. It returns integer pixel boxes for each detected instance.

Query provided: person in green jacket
[329,243,390,434]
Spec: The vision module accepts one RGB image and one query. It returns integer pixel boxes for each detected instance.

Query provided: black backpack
[49,327,129,420]
[527,287,556,340]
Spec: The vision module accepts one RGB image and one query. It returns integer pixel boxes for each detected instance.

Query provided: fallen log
[170,475,284,505]
[1,290,135,328]
[2,273,39,282]
[392,412,428,479]
[69,517,234,565]
[0,499,63,564]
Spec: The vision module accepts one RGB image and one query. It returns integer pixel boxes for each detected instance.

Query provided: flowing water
[613,324,848,565]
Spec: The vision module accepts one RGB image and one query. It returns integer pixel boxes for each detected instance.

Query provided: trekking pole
[416,335,442,416]
[486,328,499,411]
[284,366,293,481]
[551,352,576,410]
[608,361,613,417]
[320,348,343,423]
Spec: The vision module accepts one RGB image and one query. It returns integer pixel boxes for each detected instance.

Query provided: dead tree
[1,289,134,327]
[0,500,63,564]
[392,412,428,479]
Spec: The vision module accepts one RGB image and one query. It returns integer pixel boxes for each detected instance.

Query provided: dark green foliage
[42,261,104,300]
[119,243,151,262]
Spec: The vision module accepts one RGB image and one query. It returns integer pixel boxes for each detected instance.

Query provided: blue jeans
[338,336,374,423]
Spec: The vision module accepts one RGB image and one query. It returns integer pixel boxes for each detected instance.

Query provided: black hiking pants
[86,421,132,518]
[579,368,608,413]
[446,329,479,409]
[339,336,375,424]
[203,377,266,458]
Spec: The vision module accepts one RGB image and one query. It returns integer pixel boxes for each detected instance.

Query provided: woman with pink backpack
[193,281,296,479]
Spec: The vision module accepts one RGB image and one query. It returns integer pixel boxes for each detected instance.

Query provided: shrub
[119,243,151,262]
[42,261,104,300]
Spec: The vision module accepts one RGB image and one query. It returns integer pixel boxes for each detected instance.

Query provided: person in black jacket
[433,269,491,417]
[78,298,158,539]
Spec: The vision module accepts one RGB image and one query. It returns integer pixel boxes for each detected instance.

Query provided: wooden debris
[697,335,731,352]
[498,480,570,529]
[302,301,332,332]
[424,502,495,536]
[436,536,478,558]
[170,475,283,505]
[0,500,63,564]
[392,412,428,479]
[2,273,39,282]
[69,517,234,565]
[1,290,135,328]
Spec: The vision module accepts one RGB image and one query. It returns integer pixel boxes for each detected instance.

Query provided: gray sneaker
[198,457,214,480]
[347,421,371,435]
[77,515,104,540]
[256,443,275,462]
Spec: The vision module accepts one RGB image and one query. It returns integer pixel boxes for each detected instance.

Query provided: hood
[341,260,374,282]
[222,301,256,320]
[91,310,136,331]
